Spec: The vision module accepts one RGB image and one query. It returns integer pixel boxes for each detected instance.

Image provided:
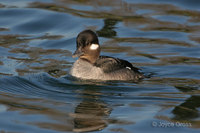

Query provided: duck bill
[72,49,83,58]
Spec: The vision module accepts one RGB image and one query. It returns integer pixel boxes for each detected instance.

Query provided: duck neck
[80,54,99,64]
[79,45,100,64]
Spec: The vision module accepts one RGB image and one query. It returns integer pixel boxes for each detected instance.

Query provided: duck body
[70,30,144,81]
[70,56,144,81]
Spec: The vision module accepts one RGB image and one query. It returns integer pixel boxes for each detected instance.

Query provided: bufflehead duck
[70,30,144,81]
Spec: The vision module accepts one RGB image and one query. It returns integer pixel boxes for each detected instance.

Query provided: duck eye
[90,44,99,50]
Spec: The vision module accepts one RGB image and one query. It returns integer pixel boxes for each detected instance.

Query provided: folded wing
[95,56,140,73]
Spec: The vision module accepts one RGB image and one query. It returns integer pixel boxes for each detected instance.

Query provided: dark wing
[95,56,140,73]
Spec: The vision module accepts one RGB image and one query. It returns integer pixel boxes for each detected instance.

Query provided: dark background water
[0,0,200,132]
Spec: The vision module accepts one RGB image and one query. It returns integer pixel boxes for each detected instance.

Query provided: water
[0,0,200,132]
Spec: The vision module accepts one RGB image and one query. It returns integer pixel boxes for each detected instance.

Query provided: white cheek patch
[126,67,131,70]
[90,44,99,50]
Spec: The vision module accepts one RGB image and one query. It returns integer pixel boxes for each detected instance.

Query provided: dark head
[73,30,100,64]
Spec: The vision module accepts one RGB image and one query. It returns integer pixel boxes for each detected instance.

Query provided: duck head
[73,30,100,64]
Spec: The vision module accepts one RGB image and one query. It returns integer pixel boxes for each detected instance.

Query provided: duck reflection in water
[71,87,112,132]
